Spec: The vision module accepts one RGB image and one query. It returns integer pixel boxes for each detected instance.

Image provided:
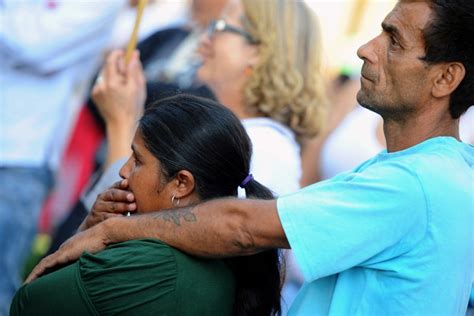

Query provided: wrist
[101,216,132,245]
[101,217,120,245]
[106,123,136,140]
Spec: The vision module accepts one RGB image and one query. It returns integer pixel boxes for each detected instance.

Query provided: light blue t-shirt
[278,137,474,315]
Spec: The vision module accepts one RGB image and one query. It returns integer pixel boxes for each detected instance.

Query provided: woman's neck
[213,85,260,120]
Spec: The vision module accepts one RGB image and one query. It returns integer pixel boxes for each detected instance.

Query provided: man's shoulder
[361,137,472,179]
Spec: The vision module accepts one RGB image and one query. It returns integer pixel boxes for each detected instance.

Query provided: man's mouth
[360,65,375,82]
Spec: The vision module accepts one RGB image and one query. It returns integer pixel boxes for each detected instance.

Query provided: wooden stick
[125,0,148,65]
[346,0,368,36]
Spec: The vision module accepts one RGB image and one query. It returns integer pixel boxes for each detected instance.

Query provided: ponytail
[242,177,274,200]
[227,176,282,316]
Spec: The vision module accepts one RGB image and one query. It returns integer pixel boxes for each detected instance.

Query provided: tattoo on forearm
[152,207,197,226]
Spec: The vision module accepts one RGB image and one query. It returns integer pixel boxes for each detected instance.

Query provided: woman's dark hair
[420,0,474,118]
[139,94,281,316]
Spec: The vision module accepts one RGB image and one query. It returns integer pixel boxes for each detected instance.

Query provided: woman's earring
[171,194,180,207]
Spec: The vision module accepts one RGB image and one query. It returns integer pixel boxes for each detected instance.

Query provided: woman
[196,0,326,196]
[11,95,281,315]
[195,1,326,310]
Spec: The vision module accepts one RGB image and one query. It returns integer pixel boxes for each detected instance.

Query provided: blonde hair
[241,0,327,137]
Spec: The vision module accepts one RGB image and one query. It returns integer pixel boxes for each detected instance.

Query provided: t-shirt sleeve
[277,160,428,281]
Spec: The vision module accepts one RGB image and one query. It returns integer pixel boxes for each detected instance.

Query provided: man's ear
[173,170,196,199]
[432,62,465,98]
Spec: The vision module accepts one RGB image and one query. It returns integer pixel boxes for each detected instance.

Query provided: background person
[195,2,327,307]
[44,0,228,256]
[0,0,125,312]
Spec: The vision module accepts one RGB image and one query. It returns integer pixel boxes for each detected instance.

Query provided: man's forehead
[383,1,432,42]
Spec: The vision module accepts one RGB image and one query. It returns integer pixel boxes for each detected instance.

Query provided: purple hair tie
[239,174,253,188]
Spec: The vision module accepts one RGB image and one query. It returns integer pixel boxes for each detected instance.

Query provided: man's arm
[26,197,288,282]
[109,198,289,257]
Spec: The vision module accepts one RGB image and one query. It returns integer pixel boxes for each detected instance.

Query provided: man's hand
[25,222,112,283]
[78,179,136,232]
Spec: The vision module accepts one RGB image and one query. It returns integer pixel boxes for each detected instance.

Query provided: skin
[119,131,175,213]
[92,50,146,170]
[196,0,259,119]
[78,131,199,231]
[357,1,464,151]
[26,1,466,283]
[191,0,228,28]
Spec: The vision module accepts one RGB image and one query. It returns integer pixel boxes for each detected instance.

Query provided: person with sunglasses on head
[11,94,282,316]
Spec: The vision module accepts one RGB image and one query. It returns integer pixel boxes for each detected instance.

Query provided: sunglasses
[207,19,259,45]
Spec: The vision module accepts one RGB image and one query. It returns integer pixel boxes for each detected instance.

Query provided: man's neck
[383,108,459,152]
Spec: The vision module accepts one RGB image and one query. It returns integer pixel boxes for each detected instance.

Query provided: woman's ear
[173,170,196,199]
[248,45,260,66]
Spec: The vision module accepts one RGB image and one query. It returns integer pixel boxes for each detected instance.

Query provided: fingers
[112,179,129,190]
[93,199,136,214]
[84,184,135,229]
[99,187,135,203]
[104,50,125,84]
[25,251,71,284]
[25,225,110,283]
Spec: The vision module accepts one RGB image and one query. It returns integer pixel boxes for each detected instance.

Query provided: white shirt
[320,106,384,180]
[242,117,301,197]
[0,0,125,170]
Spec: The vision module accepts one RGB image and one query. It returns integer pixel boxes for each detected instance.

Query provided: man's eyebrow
[382,22,403,40]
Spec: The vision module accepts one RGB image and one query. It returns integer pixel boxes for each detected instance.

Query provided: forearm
[24,197,289,283]
[104,124,135,170]
[103,198,289,258]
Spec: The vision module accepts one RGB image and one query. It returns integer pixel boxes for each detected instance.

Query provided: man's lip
[361,73,372,82]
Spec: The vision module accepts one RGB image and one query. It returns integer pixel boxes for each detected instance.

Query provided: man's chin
[357,93,382,114]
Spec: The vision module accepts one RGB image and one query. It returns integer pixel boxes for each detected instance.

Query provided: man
[28,0,473,314]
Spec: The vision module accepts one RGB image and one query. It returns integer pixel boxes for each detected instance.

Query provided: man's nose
[357,36,379,64]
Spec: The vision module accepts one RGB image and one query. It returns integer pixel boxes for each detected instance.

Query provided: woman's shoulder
[242,117,300,158]
[242,117,302,195]
[242,117,297,144]
[165,244,236,315]
[79,239,234,315]
[78,239,178,314]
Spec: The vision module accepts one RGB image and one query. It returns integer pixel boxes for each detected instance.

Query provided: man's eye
[390,36,400,47]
